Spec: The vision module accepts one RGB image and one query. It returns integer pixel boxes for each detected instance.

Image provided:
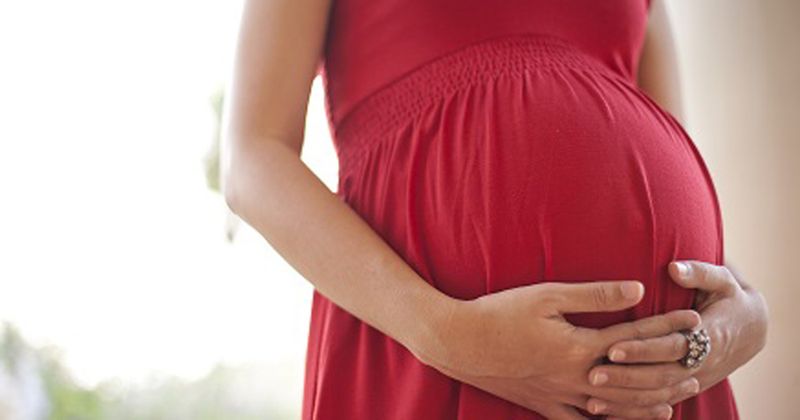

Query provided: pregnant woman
[222,0,768,419]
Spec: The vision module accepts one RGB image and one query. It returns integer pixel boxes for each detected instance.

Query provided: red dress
[305,0,738,418]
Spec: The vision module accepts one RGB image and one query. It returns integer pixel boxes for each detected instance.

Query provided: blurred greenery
[0,322,298,420]
[40,346,103,420]
[0,61,304,417]
[204,87,225,195]
[0,88,301,420]
[203,86,242,243]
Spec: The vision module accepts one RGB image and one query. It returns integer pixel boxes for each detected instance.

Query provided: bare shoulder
[223,0,333,156]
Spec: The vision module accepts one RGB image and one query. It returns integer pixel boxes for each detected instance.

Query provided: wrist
[404,290,465,369]
[744,288,769,355]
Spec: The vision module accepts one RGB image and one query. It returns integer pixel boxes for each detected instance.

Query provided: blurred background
[0,0,796,419]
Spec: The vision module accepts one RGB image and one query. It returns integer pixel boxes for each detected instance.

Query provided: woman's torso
[303,1,737,419]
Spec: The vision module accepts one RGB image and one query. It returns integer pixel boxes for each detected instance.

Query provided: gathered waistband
[332,33,624,170]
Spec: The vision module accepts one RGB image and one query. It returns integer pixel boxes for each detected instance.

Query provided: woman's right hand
[414,280,701,419]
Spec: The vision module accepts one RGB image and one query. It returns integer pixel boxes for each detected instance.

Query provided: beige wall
[668,1,800,418]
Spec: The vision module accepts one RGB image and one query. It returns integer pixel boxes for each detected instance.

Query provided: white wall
[668,1,800,418]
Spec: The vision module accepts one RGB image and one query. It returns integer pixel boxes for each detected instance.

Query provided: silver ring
[680,329,711,369]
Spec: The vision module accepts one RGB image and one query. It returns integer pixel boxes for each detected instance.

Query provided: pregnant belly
[334,35,723,328]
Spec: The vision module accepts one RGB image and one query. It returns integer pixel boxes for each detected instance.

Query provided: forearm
[224,137,457,364]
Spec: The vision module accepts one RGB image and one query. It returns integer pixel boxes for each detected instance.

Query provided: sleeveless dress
[305,1,739,418]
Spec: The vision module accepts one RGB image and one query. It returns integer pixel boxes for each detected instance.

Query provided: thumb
[541,280,644,314]
[669,260,739,295]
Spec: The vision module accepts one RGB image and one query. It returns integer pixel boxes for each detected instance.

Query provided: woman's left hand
[583,260,769,419]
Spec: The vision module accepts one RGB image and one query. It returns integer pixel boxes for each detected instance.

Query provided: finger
[543,281,644,314]
[588,377,699,408]
[539,403,586,420]
[587,398,673,420]
[589,362,693,390]
[598,309,701,348]
[606,417,665,420]
[606,332,689,364]
[669,260,738,294]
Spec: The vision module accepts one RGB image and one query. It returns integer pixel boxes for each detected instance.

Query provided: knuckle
[671,334,687,358]
[699,264,715,284]
[629,341,647,359]
[658,372,674,387]
[615,370,632,387]
[662,377,676,389]
[536,292,562,310]
[658,387,675,404]
[669,383,684,400]
[708,265,723,282]
[715,264,731,280]
[592,285,611,307]
[635,317,659,337]
[719,266,738,290]
[661,370,682,387]
[659,312,676,325]
[630,320,649,339]
[632,391,655,406]
[666,312,684,330]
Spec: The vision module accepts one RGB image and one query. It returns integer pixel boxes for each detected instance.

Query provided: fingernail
[621,282,642,300]
[689,379,700,394]
[690,311,702,327]
[658,406,673,419]
[591,372,608,385]
[676,262,689,278]
[609,349,626,362]
[590,400,607,414]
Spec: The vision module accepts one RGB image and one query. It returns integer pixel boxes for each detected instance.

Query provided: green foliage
[1,324,102,420]
[39,348,103,420]
[0,323,26,372]
[204,87,225,194]
[96,365,297,420]
[0,323,298,420]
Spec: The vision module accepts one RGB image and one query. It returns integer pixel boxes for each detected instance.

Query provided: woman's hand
[415,280,702,420]
[584,260,769,419]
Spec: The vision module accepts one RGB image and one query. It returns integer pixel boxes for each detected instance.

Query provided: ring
[680,329,711,369]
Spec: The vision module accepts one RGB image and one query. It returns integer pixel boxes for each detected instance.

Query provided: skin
[221,0,768,419]
[589,261,768,419]
[638,0,685,124]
